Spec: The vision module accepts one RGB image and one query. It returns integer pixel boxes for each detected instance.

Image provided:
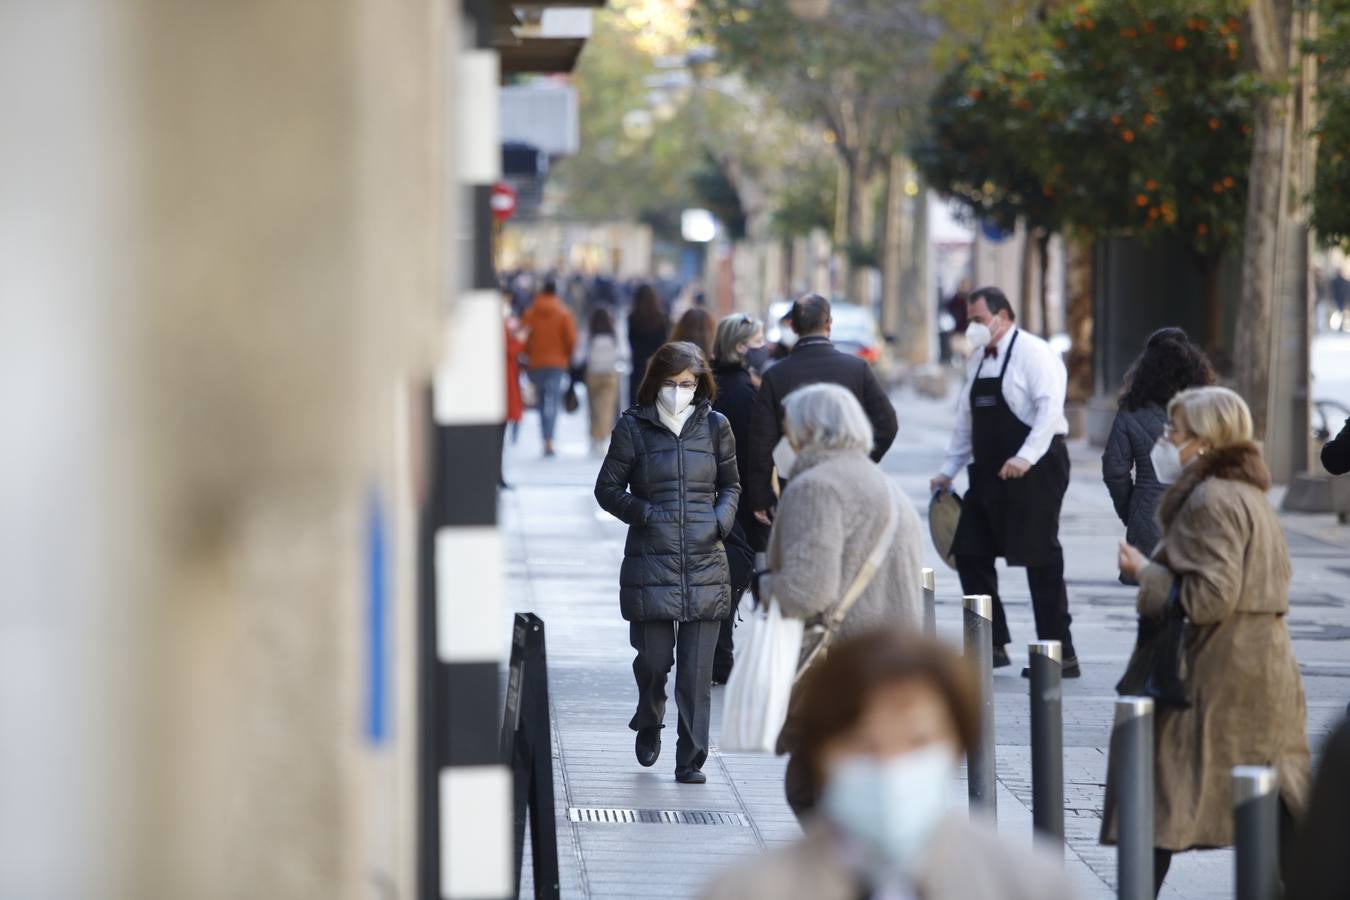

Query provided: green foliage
[551,12,718,239]
[690,152,748,240]
[771,158,838,239]
[1312,0,1350,245]
[917,0,1258,257]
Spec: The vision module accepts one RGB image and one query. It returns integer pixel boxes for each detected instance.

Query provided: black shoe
[992,645,1011,668]
[635,727,661,768]
[675,767,706,784]
[1021,655,1082,679]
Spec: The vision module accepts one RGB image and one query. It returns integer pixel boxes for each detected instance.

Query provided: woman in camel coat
[1109,386,1311,895]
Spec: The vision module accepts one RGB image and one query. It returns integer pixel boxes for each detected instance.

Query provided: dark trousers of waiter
[629,620,720,770]
[957,547,1073,652]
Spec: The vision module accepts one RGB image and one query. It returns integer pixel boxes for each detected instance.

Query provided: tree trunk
[1037,231,1052,338]
[846,154,876,304]
[1018,219,1036,328]
[1234,0,1294,436]
[1064,236,1095,404]
[1199,251,1224,353]
[881,154,907,337]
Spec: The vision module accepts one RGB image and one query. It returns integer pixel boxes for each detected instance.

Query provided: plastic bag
[719,593,804,753]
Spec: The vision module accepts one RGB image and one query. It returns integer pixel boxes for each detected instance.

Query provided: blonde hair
[712,313,763,367]
[1168,386,1252,450]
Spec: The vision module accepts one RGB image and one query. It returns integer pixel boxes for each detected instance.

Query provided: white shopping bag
[719,593,804,753]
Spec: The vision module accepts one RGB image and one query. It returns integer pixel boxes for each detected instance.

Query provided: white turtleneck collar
[657,400,696,436]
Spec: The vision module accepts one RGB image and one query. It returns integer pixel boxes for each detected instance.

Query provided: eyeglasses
[662,380,698,391]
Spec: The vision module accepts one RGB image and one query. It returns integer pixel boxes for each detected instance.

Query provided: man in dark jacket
[1323,416,1350,475]
[745,294,898,523]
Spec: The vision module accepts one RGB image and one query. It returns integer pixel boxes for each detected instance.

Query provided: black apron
[950,331,1069,567]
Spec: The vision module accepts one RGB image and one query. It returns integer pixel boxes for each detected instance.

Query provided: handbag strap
[796,481,902,677]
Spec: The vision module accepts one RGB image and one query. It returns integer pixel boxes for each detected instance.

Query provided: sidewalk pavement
[501,386,1350,900]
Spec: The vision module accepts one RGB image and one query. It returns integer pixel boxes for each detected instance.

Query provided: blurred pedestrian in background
[521,277,577,457]
[499,290,526,487]
[939,278,971,364]
[1110,386,1311,896]
[594,342,740,785]
[627,283,669,408]
[672,307,716,362]
[702,631,1078,900]
[1323,410,1350,475]
[710,313,768,682]
[1102,327,1215,581]
[747,294,898,528]
[930,286,1078,678]
[760,384,924,817]
[584,307,623,455]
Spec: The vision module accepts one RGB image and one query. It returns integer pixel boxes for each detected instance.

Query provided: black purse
[1115,578,1191,709]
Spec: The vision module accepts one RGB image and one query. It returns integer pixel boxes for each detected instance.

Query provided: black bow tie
[984,345,999,360]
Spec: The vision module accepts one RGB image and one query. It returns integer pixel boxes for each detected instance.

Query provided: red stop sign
[490,182,517,222]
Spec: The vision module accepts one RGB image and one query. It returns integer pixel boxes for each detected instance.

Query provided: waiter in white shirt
[929,287,1079,678]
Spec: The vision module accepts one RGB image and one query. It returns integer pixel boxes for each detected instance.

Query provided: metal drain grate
[568,807,750,826]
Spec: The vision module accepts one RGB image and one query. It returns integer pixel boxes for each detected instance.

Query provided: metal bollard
[1028,640,1064,847]
[922,567,937,637]
[963,594,996,814]
[1112,697,1154,900]
[1233,766,1280,900]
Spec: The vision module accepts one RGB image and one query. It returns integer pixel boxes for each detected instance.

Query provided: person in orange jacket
[520,278,578,456]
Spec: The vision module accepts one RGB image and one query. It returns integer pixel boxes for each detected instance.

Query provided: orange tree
[917,0,1258,339]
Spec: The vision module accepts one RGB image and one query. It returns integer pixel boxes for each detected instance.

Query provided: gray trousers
[628,620,720,771]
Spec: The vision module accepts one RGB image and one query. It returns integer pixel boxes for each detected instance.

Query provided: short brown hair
[636,341,717,408]
[791,630,980,781]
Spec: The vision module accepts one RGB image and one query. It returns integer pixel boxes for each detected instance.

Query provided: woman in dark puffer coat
[1101,328,1214,581]
[595,341,740,784]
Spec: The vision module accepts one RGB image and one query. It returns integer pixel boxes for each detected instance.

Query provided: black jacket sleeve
[859,365,898,461]
[594,417,652,526]
[1323,417,1350,476]
[712,413,741,538]
[745,379,780,513]
[1101,412,1134,524]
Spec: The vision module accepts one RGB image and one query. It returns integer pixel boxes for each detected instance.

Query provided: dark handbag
[723,519,755,593]
[1115,578,1191,709]
[563,383,579,413]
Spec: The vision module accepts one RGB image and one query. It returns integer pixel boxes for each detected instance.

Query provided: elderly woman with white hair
[763,382,925,818]
[1107,386,1311,895]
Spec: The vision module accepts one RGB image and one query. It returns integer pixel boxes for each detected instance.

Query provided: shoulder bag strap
[796,481,902,678]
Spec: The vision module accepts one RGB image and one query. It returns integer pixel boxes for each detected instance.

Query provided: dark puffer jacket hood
[594,401,740,622]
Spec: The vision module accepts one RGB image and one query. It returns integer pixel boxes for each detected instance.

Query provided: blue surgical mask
[821,745,955,875]
[744,345,769,372]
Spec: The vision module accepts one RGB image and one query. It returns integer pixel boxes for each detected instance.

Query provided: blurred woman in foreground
[1109,386,1310,895]
[702,631,1077,900]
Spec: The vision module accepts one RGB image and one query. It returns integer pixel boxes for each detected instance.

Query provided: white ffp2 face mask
[1149,436,1186,485]
[821,744,956,874]
[965,321,992,349]
[658,385,696,416]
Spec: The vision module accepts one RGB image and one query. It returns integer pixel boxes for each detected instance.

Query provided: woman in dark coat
[709,313,767,681]
[626,283,669,407]
[1101,328,1214,580]
[595,341,740,784]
